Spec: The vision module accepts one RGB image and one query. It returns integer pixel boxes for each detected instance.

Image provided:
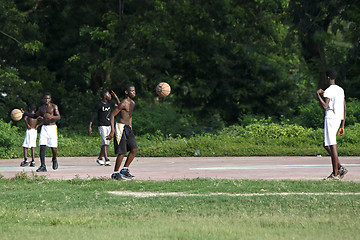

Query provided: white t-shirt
[323,84,345,120]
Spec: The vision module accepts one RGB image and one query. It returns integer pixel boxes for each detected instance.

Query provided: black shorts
[114,124,138,155]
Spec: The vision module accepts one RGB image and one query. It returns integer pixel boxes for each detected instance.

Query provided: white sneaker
[96,159,105,165]
[105,160,111,166]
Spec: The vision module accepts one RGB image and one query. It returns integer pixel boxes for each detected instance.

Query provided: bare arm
[35,121,43,130]
[51,105,61,121]
[338,99,346,136]
[129,101,135,129]
[23,116,31,129]
[88,111,97,135]
[316,89,330,110]
[111,90,120,107]
[21,108,41,119]
[106,102,125,140]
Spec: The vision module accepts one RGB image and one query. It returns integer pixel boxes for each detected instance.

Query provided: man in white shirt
[316,70,347,180]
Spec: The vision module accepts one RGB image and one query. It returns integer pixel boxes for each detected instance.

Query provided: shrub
[58,89,97,131]
[293,98,360,129]
[0,119,21,158]
[345,98,360,126]
[293,100,324,129]
[132,103,189,136]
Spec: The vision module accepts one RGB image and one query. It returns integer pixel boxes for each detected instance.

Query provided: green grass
[1,176,360,239]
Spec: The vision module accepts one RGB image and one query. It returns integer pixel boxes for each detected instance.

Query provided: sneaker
[20,160,29,167]
[52,158,58,170]
[111,172,123,181]
[120,168,134,179]
[105,160,111,166]
[324,173,340,180]
[29,160,35,167]
[96,159,105,166]
[338,166,348,179]
[36,165,47,172]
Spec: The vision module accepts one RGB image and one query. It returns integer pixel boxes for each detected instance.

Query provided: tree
[287,0,352,86]
[0,0,42,122]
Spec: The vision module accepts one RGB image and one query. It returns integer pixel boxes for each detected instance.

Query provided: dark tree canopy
[1,0,359,126]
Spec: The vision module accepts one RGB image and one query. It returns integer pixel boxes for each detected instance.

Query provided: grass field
[1,175,359,240]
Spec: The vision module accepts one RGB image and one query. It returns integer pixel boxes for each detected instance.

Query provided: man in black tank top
[89,90,120,166]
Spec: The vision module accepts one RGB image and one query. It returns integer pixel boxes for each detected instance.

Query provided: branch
[24,0,44,15]
[0,30,21,44]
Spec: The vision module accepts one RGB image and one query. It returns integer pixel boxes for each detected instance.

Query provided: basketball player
[88,90,120,166]
[21,92,61,172]
[316,70,348,180]
[20,104,42,167]
[106,84,138,180]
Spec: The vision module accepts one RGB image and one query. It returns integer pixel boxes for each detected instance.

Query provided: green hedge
[2,118,359,159]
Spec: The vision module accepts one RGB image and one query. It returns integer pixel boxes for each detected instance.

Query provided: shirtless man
[106,85,138,180]
[20,104,42,167]
[22,92,61,172]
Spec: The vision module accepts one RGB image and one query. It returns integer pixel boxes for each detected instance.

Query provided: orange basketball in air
[156,82,171,97]
[10,109,23,121]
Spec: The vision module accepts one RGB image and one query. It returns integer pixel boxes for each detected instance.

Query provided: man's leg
[23,147,28,161]
[324,144,342,172]
[31,147,35,161]
[124,148,138,168]
[103,145,108,160]
[96,146,105,165]
[329,145,339,176]
[103,145,111,166]
[98,146,104,159]
[111,154,125,180]
[114,154,125,172]
[119,148,138,179]
[51,147,58,170]
[21,147,29,166]
[30,147,36,167]
[36,145,47,172]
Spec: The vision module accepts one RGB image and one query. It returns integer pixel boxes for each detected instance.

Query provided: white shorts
[22,129,37,148]
[324,118,341,146]
[39,125,58,148]
[98,126,111,146]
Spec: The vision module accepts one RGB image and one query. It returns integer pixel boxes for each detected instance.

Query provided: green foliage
[0,66,41,123]
[293,100,324,129]
[292,98,360,129]
[135,121,355,157]
[132,103,188,136]
[4,119,360,159]
[1,0,360,128]
[345,98,360,126]
[0,119,21,158]
[58,89,97,130]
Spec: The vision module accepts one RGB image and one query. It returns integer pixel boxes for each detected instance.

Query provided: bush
[58,89,97,131]
[132,103,189,136]
[0,119,22,158]
[292,100,324,129]
[293,98,360,129]
[345,98,360,126]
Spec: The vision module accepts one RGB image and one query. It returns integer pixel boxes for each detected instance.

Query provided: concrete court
[1,156,360,181]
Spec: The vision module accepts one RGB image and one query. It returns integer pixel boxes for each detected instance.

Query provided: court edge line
[108,191,360,198]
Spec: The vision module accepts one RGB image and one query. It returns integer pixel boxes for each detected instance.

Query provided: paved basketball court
[1,156,359,181]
